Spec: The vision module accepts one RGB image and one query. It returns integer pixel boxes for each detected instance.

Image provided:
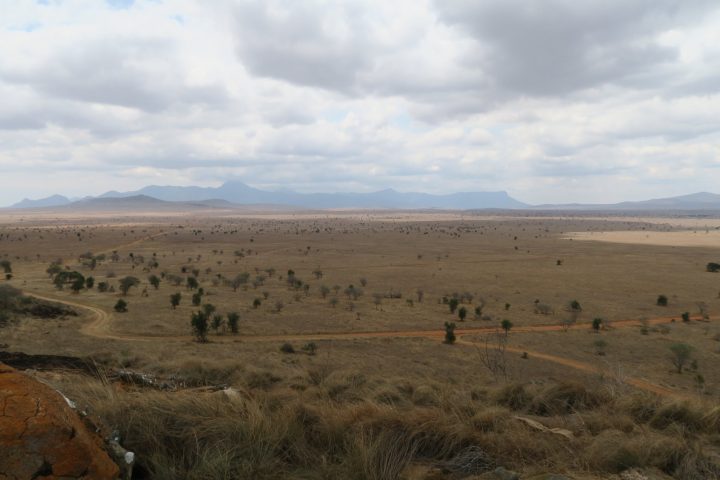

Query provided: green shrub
[444,322,456,344]
[113,299,128,313]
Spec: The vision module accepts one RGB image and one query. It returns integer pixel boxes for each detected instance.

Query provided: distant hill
[10,195,71,209]
[40,195,299,212]
[98,180,528,209]
[68,195,176,211]
[534,192,720,211]
[6,182,720,211]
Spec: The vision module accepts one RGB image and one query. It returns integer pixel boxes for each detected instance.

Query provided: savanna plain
[2,209,720,479]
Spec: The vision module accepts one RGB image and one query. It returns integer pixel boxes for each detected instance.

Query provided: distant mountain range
[6,181,720,211]
[533,192,720,211]
[9,180,527,210]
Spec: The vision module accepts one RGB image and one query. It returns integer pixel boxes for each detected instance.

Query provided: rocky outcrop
[0,363,119,479]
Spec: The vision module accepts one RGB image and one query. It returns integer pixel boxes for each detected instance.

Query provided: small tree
[302,342,317,355]
[227,312,240,334]
[187,276,199,290]
[320,285,330,299]
[202,303,216,318]
[70,275,86,293]
[458,306,467,322]
[706,262,720,273]
[592,317,603,332]
[114,299,128,313]
[569,300,582,312]
[448,298,459,314]
[501,319,513,336]
[444,321,456,344]
[0,260,12,274]
[119,276,140,296]
[681,312,690,322]
[170,292,182,309]
[656,295,668,307]
[191,311,209,342]
[372,293,382,310]
[192,292,202,306]
[211,314,224,334]
[280,343,295,353]
[85,276,95,289]
[148,274,161,290]
[253,298,262,309]
[98,281,109,293]
[670,343,693,373]
[229,272,249,292]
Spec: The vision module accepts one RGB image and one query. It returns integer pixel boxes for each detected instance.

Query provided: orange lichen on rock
[0,363,119,479]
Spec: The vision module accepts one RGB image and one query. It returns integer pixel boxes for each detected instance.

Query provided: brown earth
[0,363,119,479]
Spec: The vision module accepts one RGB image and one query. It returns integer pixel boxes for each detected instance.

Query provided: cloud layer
[1,0,719,205]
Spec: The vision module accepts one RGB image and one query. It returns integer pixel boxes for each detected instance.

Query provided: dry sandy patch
[566,229,720,247]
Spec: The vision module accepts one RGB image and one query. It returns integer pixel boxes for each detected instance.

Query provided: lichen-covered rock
[0,363,119,479]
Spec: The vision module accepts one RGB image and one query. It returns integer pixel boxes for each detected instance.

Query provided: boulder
[0,363,119,479]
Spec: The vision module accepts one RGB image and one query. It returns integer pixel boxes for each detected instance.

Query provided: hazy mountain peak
[10,194,71,209]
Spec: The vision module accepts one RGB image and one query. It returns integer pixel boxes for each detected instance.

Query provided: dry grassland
[1,209,719,479]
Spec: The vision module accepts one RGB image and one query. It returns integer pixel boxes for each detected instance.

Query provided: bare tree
[478,331,510,381]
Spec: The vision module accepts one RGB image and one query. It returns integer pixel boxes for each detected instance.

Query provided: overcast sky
[1,0,719,206]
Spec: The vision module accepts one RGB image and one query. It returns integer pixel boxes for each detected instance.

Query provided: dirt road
[26,289,690,397]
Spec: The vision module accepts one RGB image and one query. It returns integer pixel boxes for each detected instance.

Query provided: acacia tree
[119,276,140,296]
[0,260,12,275]
[53,271,85,292]
[148,275,161,290]
[448,298,459,314]
[229,272,249,292]
[444,322,456,344]
[114,299,128,313]
[170,292,182,309]
[211,314,224,334]
[501,319,513,336]
[670,343,693,373]
[458,306,467,321]
[592,317,603,332]
[191,311,209,342]
[227,312,240,334]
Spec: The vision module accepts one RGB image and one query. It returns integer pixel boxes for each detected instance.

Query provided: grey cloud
[233,1,373,92]
[435,0,719,97]
[1,39,228,112]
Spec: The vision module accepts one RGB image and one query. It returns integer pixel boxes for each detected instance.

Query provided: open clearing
[567,229,720,248]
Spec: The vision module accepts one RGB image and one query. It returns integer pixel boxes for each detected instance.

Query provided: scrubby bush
[669,343,693,373]
[114,299,128,313]
[227,312,240,334]
[170,292,181,309]
[444,322,456,344]
[191,311,209,342]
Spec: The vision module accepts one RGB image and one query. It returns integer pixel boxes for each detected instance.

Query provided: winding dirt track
[26,290,689,397]
[24,231,692,397]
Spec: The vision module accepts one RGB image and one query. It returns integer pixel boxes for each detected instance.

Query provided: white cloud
[0,0,719,206]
